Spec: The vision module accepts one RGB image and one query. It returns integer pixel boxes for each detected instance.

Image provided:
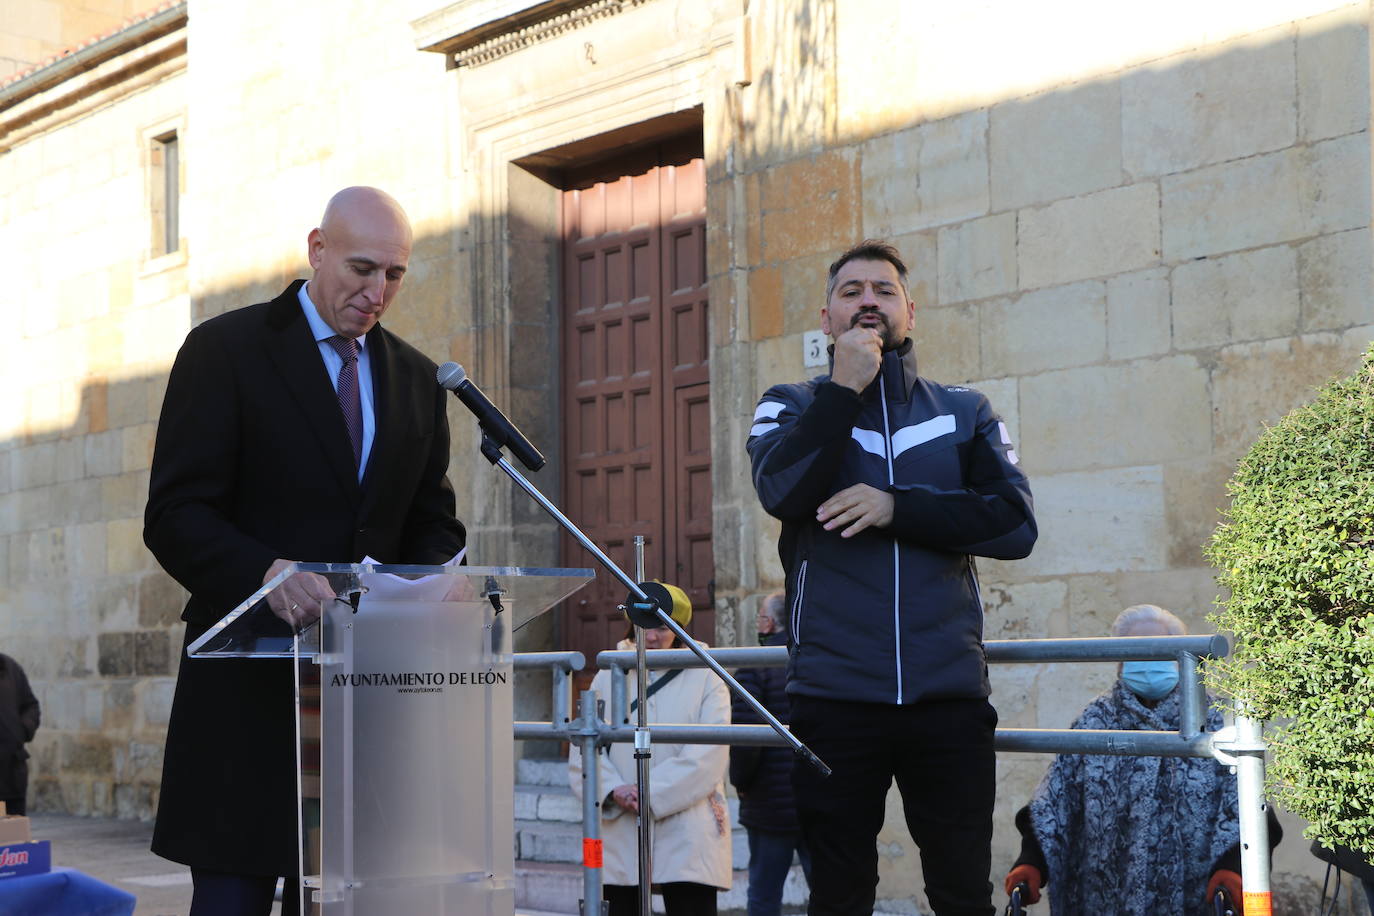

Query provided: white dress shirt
[298,283,376,479]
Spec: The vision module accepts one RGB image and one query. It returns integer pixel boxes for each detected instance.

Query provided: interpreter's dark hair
[826,239,910,300]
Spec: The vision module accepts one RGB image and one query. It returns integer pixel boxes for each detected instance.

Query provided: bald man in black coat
[144,188,465,916]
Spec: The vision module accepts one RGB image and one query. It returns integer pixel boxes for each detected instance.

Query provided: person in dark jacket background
[747,240,1036,916]
[0,652,40,816]
[730,591,811,916]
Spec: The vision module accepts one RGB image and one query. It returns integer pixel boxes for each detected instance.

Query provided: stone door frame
[431,1,748,649]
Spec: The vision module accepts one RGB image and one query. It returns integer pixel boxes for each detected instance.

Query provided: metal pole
[985,634,1227,662]
[487,451,830,776]
[628,600,831,777]
[993,727,1216,757]
[512,652,584,741]
[554,666,571,729]
[576,690,606,916]
[1178,651,1204,739]
[610,665,628,732]
[599,639,1226,670]
[633,536,653,916]
[1233,713,1272,916]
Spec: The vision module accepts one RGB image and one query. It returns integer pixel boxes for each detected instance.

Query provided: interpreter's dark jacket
[144,281,465,876]
[0,653,40,801]
[747,340,1036,705]
[729,630,800,833]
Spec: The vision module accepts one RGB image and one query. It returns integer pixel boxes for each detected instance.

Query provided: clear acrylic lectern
[188,562,592,916]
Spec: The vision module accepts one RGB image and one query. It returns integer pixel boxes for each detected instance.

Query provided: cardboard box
[0,816,30,845]
[0,840,51,879]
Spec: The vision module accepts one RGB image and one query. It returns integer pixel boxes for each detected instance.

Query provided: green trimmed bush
[1206,344,1374,856]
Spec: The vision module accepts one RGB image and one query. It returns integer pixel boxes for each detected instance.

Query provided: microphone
[436,362,546,471]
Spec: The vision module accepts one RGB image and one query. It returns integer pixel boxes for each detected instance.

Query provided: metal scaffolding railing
[511,635,1272,916]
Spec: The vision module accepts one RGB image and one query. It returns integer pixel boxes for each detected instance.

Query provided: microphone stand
[476,430,829,916]
[631,536,652,916]
[477,433,829,774]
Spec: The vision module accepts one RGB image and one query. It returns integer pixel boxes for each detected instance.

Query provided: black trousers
[790,696,997,916]
[605,881,717,916]
[0,796,24,817]
[190,870,301,916]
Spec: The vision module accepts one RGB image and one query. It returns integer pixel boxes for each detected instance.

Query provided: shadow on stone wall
[3,9,1372,911]
[2,209,564,820]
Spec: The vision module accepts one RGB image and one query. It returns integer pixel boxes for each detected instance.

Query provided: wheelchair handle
[1214,885,1237,916]
[1005,881,1030,916]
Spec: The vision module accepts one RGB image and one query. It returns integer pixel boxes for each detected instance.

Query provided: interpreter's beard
[850,310,902,351]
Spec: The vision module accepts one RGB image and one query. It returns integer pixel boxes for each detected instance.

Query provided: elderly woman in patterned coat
[1003,605,1278,915]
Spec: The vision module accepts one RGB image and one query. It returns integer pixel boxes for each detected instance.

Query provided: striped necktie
[325,335,363,469]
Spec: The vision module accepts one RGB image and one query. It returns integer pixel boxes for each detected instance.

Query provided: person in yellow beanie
[569,582,733,915]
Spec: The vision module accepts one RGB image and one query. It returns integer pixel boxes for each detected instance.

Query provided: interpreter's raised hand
[830,326,883,393]
[1004,864,1042,904]
[610,784,640,813]
[817,483,894,537]
[263,558,337,628]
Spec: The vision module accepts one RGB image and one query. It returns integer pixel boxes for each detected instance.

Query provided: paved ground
[27,813,567,916]
[30,814,191,916]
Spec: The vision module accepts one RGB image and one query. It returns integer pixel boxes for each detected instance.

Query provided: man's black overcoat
[144,282,466,875]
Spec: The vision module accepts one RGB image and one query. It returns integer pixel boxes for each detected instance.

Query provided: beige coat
[569,640,733,889]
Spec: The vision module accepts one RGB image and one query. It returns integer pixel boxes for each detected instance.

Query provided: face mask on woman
[1121,660,1179,700]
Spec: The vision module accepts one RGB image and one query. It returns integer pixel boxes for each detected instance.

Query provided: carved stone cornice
[414,0,653,69]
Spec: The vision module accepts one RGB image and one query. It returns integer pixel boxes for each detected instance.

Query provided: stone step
[516,762,744,826]
[516,800,750,869]
[516,818,753,873]
[515,782,582,823]
[515,861,582,914]
[517,757,570,787]
[516,818,583,864]
[514,862,813,915]
[516,757,768,892]
[517,758,753,874]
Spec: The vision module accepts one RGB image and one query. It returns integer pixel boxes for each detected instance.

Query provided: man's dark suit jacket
[144,281,466,876]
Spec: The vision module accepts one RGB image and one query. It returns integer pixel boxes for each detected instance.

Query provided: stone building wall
[0,12,188,817]
[719,2,1373,909]
[1,0,1371,910]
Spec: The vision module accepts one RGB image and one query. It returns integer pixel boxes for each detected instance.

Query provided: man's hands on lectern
[441,575,481,603]
[263,559,336,627]
[830,326,883,393]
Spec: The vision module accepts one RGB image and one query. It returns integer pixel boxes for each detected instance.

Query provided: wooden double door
[559,140,714,668]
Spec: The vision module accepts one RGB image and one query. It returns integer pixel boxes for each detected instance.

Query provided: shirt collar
[298,282,367,351]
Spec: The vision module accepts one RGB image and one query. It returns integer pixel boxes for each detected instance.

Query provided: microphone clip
[479,431,506,466]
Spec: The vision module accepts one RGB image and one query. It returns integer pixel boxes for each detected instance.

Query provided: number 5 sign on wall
[803,330,828,368]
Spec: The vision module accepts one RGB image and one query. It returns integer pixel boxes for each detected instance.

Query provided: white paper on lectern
[355,548,467,603]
